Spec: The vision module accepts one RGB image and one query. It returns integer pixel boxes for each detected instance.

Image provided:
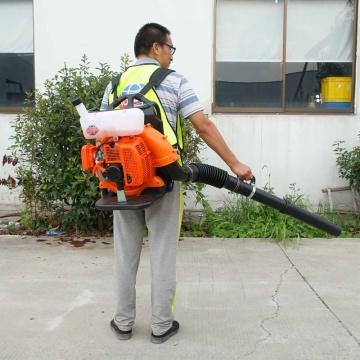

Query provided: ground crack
[242,265,293,358]
[258,265,293,345]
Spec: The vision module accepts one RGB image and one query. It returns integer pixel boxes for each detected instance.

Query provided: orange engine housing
[81,143,97,171]
[81,124,180,197]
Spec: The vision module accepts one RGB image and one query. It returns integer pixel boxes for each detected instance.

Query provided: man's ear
[152,42,161,55]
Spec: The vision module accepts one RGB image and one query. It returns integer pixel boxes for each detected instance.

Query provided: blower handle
[111,93,162,116]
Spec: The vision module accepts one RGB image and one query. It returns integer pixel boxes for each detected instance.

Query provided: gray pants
[113,182,183,336]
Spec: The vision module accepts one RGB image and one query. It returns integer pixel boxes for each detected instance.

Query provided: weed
[180,182,355,242]
[6,223,18,234]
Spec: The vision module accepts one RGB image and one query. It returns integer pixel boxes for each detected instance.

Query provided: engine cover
[103,136,153,187]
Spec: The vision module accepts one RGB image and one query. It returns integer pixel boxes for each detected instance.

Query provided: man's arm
[100,82,112,111]
[188,111,253,181]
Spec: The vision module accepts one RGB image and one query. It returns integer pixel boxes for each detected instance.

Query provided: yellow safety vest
[108,64,183,151]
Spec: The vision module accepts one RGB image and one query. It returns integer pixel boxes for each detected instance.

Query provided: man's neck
[137,54,155,60]
[135,57,160,65]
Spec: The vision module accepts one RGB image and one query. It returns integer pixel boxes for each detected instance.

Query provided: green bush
[9,55,129,232]
[333,132,360,193]
[181,118,208,208]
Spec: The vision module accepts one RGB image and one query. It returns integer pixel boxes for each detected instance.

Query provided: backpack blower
[72,94,342,237]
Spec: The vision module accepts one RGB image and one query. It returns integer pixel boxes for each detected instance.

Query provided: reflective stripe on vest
[108,64,183,150]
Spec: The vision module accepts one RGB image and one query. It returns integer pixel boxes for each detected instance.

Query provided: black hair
[134,23,171,57]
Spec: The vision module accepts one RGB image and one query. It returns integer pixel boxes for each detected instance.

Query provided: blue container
[322,102,351,109]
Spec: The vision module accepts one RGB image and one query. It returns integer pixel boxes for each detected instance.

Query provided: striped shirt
[100,58,204,130]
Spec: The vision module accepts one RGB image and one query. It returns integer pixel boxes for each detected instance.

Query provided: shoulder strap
[110,73,122,100]
[109,67,174,102]
[139,68,175,95]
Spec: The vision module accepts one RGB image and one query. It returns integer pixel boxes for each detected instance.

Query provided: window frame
[213,0,358,114]
[0,0,35,114]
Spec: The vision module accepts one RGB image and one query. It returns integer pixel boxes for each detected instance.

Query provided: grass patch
[181,183,359,242]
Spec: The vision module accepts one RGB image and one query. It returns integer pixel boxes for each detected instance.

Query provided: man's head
[134,23,175,68]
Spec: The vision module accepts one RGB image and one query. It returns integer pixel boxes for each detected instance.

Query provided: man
[100,23,252,344]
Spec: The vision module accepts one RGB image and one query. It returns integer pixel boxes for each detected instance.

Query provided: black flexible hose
[163,162,342,237]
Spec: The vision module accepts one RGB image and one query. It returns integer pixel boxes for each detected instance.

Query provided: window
[214,0,356,113]
[0,0,34,110]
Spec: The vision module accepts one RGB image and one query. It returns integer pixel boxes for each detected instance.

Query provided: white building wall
[0,114,20,205]
[1,0,359,210]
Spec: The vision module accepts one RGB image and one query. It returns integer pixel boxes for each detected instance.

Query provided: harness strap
[110,67,174,102]
[111,73,122,100]
[139,68,174,95]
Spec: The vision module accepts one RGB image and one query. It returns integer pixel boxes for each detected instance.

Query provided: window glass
[0,0,34,109]
[215,0,284,109]
[215,0,356,112]
[216,62,283,108]
[286,0,354,109]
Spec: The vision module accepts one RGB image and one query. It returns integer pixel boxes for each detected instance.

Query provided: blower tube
[163,162,342,237]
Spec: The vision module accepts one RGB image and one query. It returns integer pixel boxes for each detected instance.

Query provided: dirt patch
[0,227,112,238]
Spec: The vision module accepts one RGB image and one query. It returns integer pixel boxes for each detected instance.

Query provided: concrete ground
[0,235,359,360]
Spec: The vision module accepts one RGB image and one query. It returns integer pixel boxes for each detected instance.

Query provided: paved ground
[0,235,359,360]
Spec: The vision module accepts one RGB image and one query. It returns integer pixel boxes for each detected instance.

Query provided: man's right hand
[230,162,253,181]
